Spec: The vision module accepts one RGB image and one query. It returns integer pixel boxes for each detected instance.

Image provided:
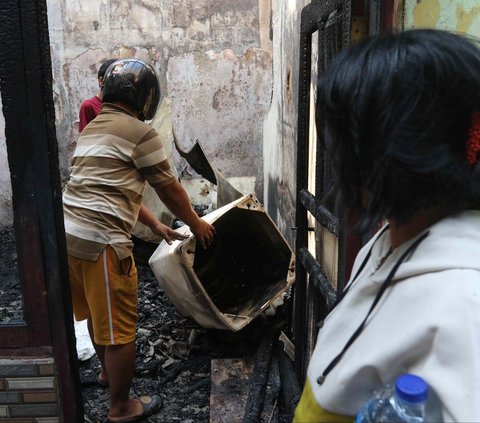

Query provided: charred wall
[263,0,311,247]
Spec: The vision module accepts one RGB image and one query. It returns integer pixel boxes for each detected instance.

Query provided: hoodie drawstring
[317,230,430,385]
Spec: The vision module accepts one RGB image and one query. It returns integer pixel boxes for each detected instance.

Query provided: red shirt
[78,96,102,132]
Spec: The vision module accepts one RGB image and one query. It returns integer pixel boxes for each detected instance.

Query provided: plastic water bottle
[355,374,429,422]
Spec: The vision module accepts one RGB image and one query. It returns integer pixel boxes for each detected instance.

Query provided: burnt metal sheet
[174,135,244,207]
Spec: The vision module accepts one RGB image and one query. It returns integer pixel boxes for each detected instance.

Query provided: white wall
[263,0,310,246]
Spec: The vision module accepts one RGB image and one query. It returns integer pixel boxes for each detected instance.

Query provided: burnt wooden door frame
[293,0,402,385]
[294,0,352,385]
[0,0,83,420]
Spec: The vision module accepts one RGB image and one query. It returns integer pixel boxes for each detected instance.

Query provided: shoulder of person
[80,96,97,109]
[113,114,159,143]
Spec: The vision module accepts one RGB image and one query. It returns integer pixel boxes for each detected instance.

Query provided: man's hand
[138,203,188,245]
[190,219,216,249]
[154,180,216,249]
[151,221,189,245]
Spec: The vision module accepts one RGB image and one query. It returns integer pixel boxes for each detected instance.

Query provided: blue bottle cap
[395,374,428,403]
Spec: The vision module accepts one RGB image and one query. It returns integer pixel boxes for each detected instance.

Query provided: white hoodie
[306,210,480,422]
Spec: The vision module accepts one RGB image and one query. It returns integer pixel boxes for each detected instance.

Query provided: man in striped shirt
[63,59,215,422]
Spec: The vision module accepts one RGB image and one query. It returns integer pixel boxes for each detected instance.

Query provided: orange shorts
[68,246,138,346]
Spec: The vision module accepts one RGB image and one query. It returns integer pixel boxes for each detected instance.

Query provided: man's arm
[154,180,215,249]
[137,203,188,245]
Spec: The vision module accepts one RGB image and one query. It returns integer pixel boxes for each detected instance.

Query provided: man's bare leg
[87,318,108,384]
[105,342,143,420]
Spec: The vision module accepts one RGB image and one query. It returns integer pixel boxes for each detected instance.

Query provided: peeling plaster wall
[405,0,480,35]
[263,0,309,247]
[48,0,271,189]
[168,49,271,182]
[0,0,273,229]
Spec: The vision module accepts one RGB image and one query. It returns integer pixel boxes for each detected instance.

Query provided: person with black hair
[78,58,118,132]
[64,59,215,422]
[294,29,480,422]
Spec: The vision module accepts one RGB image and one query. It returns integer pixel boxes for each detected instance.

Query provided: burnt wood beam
[299,189,339,236]
[277,343,301,421]
[294,25,312,384]
[242,332,275,423]
[298,248,337,310]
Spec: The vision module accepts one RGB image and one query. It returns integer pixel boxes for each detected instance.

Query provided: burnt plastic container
[148,194,295,331]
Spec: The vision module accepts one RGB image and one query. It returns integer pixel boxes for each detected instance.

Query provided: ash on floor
[80,248,293,423]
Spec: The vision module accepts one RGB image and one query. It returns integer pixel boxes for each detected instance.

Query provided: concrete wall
[0,0,320,245]
[48,0,273,190]
[0,0,273,229]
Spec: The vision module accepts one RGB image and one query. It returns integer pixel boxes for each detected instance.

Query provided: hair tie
[466,111,480,165]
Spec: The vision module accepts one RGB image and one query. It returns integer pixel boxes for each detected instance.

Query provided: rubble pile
[0,227,296,422]
[80,263,212,422]
[80,241,293,422]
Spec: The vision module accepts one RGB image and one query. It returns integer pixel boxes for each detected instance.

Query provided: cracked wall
[168,48,271,182]
[47,0,272,197]
[0,0,273,230]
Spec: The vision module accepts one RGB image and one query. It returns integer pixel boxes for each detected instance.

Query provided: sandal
[105,395,163,422]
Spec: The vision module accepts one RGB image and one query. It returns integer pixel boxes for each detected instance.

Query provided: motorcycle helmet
[102,59,161,121]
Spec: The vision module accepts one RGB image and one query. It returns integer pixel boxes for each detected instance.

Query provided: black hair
[98,58,118,79]
[317,29,480,234]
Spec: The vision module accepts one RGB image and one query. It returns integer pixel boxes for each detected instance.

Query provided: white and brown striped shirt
[63,103,176,261]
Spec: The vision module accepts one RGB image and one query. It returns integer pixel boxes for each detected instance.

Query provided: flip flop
[105,395,163,423]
